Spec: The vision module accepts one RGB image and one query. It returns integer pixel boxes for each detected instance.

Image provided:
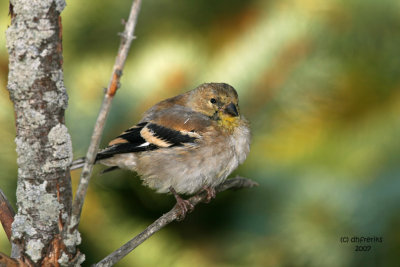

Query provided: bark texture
[6,0,82,265]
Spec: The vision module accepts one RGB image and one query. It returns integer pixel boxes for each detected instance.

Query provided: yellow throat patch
[217,112,240,132]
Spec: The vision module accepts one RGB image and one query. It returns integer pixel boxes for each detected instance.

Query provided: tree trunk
[6,0,82,265]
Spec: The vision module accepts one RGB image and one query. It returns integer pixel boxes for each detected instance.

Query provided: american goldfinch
[72,83,250,216]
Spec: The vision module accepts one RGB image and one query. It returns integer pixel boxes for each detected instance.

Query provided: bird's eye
[210,98,217,104]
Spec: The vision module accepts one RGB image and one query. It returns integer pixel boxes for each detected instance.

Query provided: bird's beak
[224,102,239,117]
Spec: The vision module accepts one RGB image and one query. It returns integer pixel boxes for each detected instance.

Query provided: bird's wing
[96,106,211,161]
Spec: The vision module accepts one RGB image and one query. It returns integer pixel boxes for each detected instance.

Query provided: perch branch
[93,177,258,267]
[70,0,142,230]
[0,189,15,241]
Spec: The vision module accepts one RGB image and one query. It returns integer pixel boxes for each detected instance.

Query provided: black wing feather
[96,122,154,161]
[96,142,158,161]
[117,122,147,144]
[146,123,197,146]
[96,122,198,161]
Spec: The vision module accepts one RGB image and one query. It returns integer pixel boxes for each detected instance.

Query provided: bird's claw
[170,187,194,220]
[175,197,194,220]
[202,186,216,203]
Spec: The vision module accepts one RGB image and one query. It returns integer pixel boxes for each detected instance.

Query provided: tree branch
[0,189,15,241]
[0,252,19,267]
[6,0,78,263]
[93,177,258,267]
[69,0,142,230]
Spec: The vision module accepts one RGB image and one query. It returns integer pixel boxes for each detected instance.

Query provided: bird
[71,82,250,217]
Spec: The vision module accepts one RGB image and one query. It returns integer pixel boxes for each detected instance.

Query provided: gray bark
[6,0,82,265]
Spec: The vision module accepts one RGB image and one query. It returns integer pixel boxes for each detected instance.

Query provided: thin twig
[0,188,15,241]
[69,0,142,230]
[93,177,258,267]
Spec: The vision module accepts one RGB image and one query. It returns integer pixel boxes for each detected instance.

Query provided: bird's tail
[70,157,86,170]
[70,157,120,174]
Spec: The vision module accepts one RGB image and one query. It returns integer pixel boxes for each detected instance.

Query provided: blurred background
[1,0,400,266]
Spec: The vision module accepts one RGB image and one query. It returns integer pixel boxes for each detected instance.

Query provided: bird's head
[188,83,241,125]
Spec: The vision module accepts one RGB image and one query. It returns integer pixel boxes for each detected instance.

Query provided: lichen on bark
[6,0,80,265]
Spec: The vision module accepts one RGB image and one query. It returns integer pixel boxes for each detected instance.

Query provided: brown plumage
[71,83,250,216]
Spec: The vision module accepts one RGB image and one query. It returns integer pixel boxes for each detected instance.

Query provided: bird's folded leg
[169,187,194,220]
[202,185,216,203]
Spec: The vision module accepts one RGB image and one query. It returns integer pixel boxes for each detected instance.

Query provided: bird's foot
[169,187,194,220]
[202,186,216,203]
